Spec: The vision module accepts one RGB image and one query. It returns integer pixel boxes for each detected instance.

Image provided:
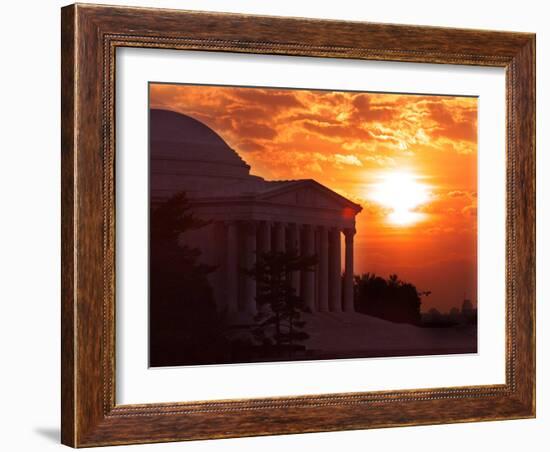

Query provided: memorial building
[151,109,362,318]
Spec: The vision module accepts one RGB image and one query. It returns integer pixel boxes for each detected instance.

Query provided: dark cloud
[232,89,304,110]
[234,122,278,140]
[351,94,397,123]
[427,102,477,143]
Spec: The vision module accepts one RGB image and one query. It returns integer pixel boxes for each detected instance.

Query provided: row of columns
[223,221,355,317]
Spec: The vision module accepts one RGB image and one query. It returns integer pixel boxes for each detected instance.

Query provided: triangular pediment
[256,180,362,213]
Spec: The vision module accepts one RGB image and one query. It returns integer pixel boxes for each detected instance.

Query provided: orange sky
[150,83,478,313]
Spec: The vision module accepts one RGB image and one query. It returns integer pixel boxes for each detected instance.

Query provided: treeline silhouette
[354,273,429,326]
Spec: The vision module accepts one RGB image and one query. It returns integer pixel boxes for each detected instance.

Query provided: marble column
[287,223,301,296]
[329,227,342,312]
[258,221,272,255]
[213,221,227,312]
[301,224,316,312]
[274,222,286,252]
[225,221,239,314]
[317,225,329,312]
[243,221,257,316]
[343,228,355,312]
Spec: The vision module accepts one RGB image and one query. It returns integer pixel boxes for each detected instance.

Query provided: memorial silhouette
[150,109,362,319]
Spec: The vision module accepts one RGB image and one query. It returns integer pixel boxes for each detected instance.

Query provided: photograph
[148,83,479,367]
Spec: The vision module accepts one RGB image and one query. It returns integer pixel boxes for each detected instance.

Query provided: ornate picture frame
[61,3,535,447]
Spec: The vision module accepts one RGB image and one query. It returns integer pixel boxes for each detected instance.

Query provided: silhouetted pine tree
[246,250,317,358]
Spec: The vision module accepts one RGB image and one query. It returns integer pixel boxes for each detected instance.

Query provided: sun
[369,171,431,226]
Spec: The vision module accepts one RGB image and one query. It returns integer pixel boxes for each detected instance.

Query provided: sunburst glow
[369,171,432,226]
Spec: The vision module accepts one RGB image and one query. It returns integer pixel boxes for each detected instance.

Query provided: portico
[230,221,355,314]
[187,180,362,317]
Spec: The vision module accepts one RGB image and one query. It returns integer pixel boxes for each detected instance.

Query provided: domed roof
[150,109,250,169]
[150,109,256,200]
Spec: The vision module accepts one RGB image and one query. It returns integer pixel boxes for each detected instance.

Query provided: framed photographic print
[61,3,536,447]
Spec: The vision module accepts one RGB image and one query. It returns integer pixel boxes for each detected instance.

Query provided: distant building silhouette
[461,298,474,315]
[460,298,477,325]
[150,109,362,319]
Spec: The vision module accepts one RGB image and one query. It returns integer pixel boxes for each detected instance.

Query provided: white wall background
[0,1,546,450]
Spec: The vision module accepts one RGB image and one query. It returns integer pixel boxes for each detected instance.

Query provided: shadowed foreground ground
[301,312,477,360]
[150,312,477,367]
